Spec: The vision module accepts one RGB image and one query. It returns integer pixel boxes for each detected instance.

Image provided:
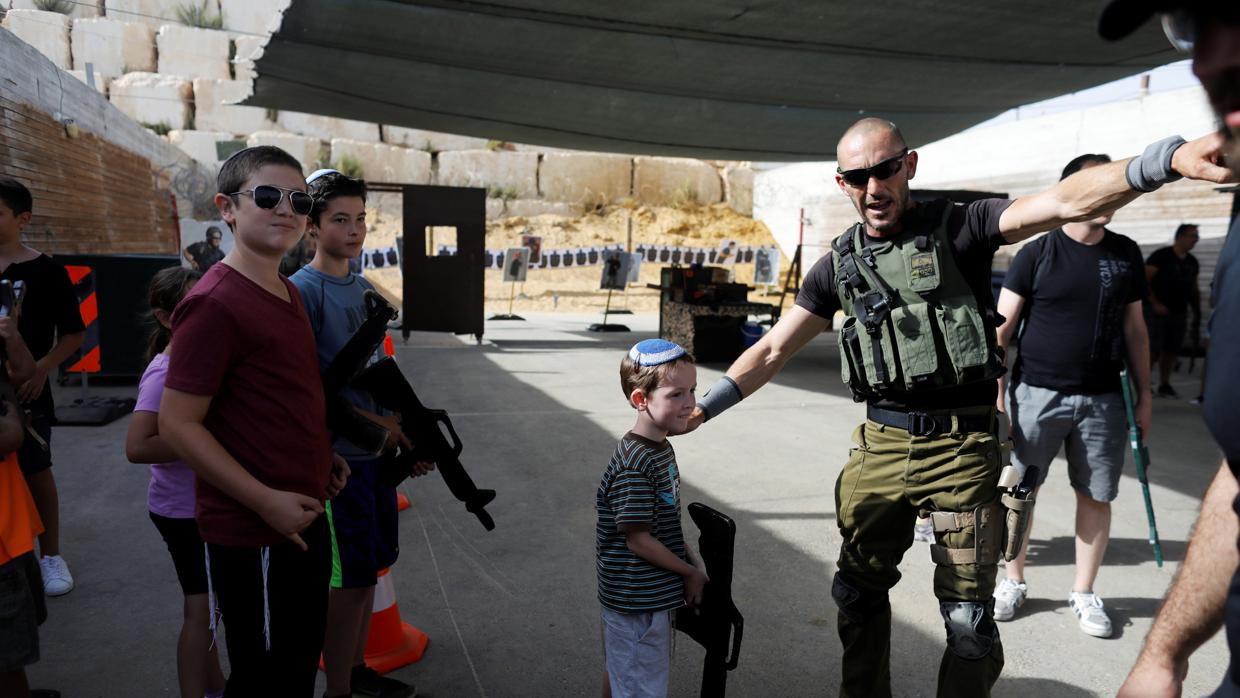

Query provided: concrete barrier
[9,0,99,17]
[169,129,241,169]
[157,25,231,81]
[232,35,265,82]
[381,126,489,153]
[726,166,754,216]
[247,131,321,171]
[329,139,431,185]
[67,70,107,94]
[109,72,193,130]
[193,78,278,135]
[220,0,291,36]
[437,150,539,199]
[502,200,584,218]
[539,152,631,204]
[278,111,380,143]
[633,157,723,206]
[107,0,220,30]
[2,10,71,70]
[485,198,505,220]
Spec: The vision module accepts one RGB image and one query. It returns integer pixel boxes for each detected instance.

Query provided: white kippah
[306,168,341,184]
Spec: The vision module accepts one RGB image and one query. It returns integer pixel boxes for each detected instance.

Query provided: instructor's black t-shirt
[795,198,1012,412]
[1004,229,1147,395]
[0,254,86,415]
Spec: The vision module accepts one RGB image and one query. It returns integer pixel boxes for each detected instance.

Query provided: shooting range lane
[28,314,1227,696]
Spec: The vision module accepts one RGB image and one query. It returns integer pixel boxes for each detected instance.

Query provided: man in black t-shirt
[1109,4,1240,697]
[183,225,226,272]
[990,154,1151,639]
[1145,223,1201,397]
[684,115,1230,697]
[0,178,86,600]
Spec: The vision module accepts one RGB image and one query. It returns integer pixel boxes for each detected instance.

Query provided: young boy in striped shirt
[596,339,708,698]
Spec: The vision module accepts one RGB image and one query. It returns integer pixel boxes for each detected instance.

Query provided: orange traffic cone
[396,491,410,512]
[364,567,428,673]
[383,334,395,357]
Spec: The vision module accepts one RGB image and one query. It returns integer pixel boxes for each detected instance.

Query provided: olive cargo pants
[833,415,1005,698]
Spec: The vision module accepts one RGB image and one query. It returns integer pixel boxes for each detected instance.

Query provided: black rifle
[675,502,743,697]
[321,290,396,456]
[353,356,497,531]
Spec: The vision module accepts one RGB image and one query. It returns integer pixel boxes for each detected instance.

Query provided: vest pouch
[935,300,989,377]
[890,303,939,389]
[852,315,899,390]
[902,246,942,294]
[837,316,867,390]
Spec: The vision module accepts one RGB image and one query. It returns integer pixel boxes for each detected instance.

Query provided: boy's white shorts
[601,607,674,698]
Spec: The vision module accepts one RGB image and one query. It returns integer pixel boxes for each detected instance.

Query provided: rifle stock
[353,357,497,531]
[676,502,743,697]
[322,290,397,455]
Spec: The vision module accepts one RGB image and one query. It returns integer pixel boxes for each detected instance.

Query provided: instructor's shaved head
[837,118,906,159]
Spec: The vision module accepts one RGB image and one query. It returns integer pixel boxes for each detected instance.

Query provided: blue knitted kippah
[628,339,687,367]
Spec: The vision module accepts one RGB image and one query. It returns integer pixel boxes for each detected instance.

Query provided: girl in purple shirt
[124,266,225,698]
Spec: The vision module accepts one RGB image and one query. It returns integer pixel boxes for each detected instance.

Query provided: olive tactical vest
[831,200,1005,401]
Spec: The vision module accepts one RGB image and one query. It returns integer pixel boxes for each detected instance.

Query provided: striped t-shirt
[596,432,686,613]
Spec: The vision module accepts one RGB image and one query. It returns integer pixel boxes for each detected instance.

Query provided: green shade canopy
[247,0,1178,161]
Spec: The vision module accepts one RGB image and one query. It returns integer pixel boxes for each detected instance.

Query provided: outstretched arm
[685,305,831,431]
[1118,461,1239,698]
[999,133,1234,244]
[993,288,1025,415]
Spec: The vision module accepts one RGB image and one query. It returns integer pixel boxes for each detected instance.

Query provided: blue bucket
[740,322,764,349]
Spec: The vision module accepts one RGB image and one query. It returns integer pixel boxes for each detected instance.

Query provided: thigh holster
[927,499,1002,566]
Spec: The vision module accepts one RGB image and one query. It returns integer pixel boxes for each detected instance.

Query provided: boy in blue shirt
[291,169,423,698]
[597,339,708,698]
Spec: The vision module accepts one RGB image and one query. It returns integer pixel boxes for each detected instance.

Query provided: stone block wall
[232,35,264,82]
[106,0,219,30]
[247,131,320,171]
[539,152,631,204]
[633,157,723,206]
[156,24,230,80]
[219,0,290,36]
[381,126,488,152]
[168,129,239,168]
[9,0,99,18]
[193,78,278,134]
[70,18,156,79]
[109,72,193,129]
[278,111,380,142]
[329,139,431,184]
[2,10,71,69]
[438,150,540,198]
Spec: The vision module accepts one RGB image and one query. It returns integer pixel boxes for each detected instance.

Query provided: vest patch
[910,252,937,281]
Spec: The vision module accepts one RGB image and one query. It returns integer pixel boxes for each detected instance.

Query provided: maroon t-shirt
[166,263,332,546]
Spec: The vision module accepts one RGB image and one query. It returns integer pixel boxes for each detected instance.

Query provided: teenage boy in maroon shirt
[159,146,348,696]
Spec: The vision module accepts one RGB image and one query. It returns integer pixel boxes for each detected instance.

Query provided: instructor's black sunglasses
[837,149,909,188]
[229,185,314,216]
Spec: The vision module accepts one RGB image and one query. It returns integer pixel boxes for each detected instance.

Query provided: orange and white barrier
[364,567,428,673]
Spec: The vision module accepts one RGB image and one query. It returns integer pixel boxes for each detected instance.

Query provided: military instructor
[685,117,1233,697]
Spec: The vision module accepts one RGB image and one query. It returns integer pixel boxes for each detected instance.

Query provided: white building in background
[756,63,1232,275]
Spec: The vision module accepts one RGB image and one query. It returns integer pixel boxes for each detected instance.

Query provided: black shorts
[327,456,399,589]
[0,552,46,672]
[150,512,209,596]
[1146,310,1188,354]
[17,411,53,476]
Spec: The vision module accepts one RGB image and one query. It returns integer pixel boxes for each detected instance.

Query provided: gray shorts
[601,607,673,698]
[1007,381,1127,502]
[0,552,45,672]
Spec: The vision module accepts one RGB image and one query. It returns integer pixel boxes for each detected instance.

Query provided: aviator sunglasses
[837,148,909,188]
[229,185,314,216]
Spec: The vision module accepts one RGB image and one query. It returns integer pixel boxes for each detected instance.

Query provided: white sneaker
[1069,591,1112,638]
[992,578,1027,621]
[39,555,74,596]
[913,519,934,543]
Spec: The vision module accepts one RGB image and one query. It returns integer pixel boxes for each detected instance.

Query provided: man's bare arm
[993,288,1025,413]
[1118,461,1239,697]
[999,133,1234,244]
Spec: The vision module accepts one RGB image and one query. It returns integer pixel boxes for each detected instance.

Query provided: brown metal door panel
[401,185,486,338]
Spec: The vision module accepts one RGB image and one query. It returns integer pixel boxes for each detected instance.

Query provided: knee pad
[939,601,999,660]
[832,572,890,624]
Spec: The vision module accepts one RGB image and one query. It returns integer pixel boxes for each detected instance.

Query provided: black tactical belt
[866,405,992,438]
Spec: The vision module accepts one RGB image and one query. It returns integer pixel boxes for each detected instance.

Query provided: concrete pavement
[27,312,1228,696]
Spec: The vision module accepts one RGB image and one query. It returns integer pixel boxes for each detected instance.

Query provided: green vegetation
[487,185,518,201]
[33,0,74,14]
[141,121,173,137]
[175,1,224,30]
[334,154,364,178]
